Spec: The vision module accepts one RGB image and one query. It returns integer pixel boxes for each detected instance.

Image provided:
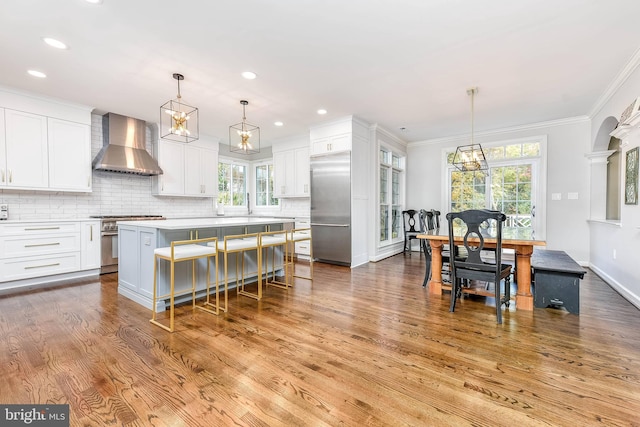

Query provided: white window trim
[218,156,250,210]
[378,145,406,248]
[253,159,279,210]
[441,135,547,239]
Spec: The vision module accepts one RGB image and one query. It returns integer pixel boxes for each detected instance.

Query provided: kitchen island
[117,217,294,312]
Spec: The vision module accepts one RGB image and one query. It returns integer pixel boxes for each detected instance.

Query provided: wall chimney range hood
[92,112,163,176]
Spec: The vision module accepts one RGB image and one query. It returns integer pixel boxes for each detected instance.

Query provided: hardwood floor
[1,255,639,426]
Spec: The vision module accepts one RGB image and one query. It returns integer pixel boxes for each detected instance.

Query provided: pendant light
[160,73,199,143]
[452,87,488,172]
[229,100,260,154]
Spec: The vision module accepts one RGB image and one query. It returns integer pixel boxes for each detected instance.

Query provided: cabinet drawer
[0,234,80,258]
[0,222,80,237]
[295,242,310,255]
[0,252,81,283]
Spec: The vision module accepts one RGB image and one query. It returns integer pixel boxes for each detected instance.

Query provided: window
[218,160,247,206]
[446,138,544,237]
[255,163,278,207]
[379,147,404,245]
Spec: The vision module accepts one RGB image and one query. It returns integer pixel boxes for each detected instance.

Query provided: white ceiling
[1,0,640,146]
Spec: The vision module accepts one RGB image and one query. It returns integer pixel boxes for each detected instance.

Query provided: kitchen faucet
[247,192,251,215]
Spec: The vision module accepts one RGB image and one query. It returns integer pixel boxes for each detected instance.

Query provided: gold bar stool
[211,233,262,300]
[286,227,313,284]
[150,236,218,333]
[260,229,290,289]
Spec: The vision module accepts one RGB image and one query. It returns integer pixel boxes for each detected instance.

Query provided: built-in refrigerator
[310,151,351,266]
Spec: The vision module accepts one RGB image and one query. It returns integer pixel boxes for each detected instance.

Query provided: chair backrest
[402,209,420,233]
[419,209,435,232]
[431,210,441,229]
[445,209,506,274]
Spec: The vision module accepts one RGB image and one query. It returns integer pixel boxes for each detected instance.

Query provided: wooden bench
[531,249,586,314]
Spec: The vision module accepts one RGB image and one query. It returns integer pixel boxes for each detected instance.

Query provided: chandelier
[229,100,260,154]
[160,73,199,143]
[452,87,488,172]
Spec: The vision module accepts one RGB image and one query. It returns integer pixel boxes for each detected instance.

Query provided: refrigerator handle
[311,223,350,227]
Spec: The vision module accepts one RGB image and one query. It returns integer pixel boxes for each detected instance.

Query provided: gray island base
[117,217,294,312]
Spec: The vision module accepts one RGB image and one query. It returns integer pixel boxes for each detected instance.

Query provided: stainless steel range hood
[92,112,163,176]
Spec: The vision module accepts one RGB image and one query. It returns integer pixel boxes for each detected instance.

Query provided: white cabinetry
[48,118,92,191]
[0,88,92,192]
[310,133,351,156]
[274,146,309,198]
[153,139,218,197]
[2,109,49,189]
[0,220,100,290]
[294,218,311,258]
[81,220,101,270]
[185,144,216,196]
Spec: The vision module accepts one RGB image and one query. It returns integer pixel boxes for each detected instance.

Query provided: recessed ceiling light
[241,71,257,80]
[42,37,68,49]
[317,109,327,115]
[27,70,47,78]
[85,0,103,4]
[274,121,284,127]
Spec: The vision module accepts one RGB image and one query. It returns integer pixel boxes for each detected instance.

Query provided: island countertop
[116,216,294,230]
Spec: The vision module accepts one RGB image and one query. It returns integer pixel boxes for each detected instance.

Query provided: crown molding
[589,46,640,119]
[370,123,408,148]
[408,116,589,147]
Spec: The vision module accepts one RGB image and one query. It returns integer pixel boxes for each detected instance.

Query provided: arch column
[585,150,616,220]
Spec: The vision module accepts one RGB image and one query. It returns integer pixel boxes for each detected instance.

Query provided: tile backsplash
[0,114,310,220]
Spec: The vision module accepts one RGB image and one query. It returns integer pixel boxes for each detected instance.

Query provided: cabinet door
[4,109,48,189]
[200,148,217,197]
[156,140,185,195]
[184,145,203,196]
[294,147,310,196]
[81,220,101,270]
[48,118,91,191]
[311,134,351,155]
[273,151,290,197]
[185,146,216,197]
[0,108,5,185]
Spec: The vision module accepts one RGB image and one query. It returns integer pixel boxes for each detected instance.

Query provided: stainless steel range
[91,215,165,274]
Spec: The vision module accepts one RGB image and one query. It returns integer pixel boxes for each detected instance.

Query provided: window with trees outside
[379,148,404,245]
[255,163,278,207]
[218,160,247,206]
[447,138,544,238]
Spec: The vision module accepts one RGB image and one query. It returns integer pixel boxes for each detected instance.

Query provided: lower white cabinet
[81,220,101,270]
[294,218,311,258]
[0,220,100,288]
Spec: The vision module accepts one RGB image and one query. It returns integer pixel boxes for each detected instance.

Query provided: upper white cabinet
[0,87,92,192]
[310,133,351,155]
[2,109,49,189]
[153,138,218,197]
[273,145,309,198]
[185,144,216,197]
[48,118,92,191]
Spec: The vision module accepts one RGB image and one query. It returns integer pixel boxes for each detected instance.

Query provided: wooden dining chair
[446,209,513,324]
[402,209,422,255]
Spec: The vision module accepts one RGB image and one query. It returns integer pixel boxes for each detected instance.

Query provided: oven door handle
[102,232,118,237]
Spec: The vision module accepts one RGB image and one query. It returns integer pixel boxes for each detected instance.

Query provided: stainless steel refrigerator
[310,151,351,266]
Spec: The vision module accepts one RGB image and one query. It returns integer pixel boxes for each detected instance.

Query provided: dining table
[417,226,546,311]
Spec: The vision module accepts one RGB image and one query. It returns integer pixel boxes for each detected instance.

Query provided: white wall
[590,63,640,308]
[406,117,592,264]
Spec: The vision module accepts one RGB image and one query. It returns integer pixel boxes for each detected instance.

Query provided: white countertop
[117,216,294,230]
